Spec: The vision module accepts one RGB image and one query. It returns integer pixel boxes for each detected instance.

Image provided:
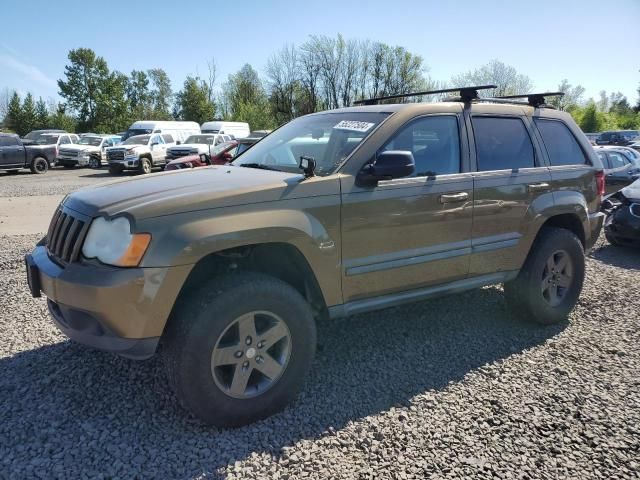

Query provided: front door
[341,113,474,302]
[0,136,23,167]
[467,111,552,277]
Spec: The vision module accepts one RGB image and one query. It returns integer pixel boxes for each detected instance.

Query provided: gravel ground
[1,170,639,479]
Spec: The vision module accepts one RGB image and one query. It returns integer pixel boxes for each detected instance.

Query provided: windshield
[124,128,153,140]
[123,135,150,145]
[33,135,59,145]
[233,112,389,175]
[184,135,216,144]
[78,136,103,146]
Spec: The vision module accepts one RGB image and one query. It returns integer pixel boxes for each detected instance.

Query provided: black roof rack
[495,92,564,108]
[353,85,497,106]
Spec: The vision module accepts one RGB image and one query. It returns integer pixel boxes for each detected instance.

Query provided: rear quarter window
[535,119,588,166]
[472,116,535,171]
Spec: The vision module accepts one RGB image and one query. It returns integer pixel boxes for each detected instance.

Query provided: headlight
[81,216,151,267]
[80,154,90,160]
[126,148,137,155]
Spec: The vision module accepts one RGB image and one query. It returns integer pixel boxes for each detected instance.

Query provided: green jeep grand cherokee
[26,89,605,427]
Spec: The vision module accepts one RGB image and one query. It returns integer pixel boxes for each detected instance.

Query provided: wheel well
[539,214,585,247]
[176,243,327,318]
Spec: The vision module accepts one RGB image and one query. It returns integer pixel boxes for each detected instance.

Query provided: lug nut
[256,356,264,364]
[234,351,243,358]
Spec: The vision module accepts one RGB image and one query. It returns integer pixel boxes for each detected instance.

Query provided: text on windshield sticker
[333,120,375,132]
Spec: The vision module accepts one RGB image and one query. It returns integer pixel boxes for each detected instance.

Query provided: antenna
[353,85,498,106]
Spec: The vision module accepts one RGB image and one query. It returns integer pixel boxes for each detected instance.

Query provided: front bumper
[109,155,139,169]
[604,206,640,246]
[25,245,192,359]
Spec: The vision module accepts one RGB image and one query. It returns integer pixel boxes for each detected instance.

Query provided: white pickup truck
[106,133,175,174]
[57,135,121,168]
[165,133,232,162]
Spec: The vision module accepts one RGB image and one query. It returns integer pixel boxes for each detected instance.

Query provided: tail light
[595,170,605,197]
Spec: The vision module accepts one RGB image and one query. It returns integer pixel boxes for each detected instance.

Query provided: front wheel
[89,156,101,169]
[162,273,317,427]
[30,157,48,174]
[139,157,152,174]
[504,227,585,325]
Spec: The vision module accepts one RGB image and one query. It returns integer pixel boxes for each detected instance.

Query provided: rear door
[468,112,551,276]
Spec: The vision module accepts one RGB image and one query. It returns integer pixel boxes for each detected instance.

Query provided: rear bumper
[586,211,605,252]
[26,245,192,359]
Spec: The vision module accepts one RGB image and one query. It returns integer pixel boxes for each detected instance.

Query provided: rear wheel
[30,157,48,174]
[162,272,317,427]
[504,227,584,325]
[139,157,152,174]
[108,164,124,175]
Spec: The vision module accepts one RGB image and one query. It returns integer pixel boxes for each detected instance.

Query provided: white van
[124,121,200,144]
[201,121,250,139]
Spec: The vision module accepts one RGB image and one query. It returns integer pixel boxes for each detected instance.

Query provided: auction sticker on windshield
[333,120,375,132]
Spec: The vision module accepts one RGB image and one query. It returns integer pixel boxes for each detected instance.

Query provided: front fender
[138,199,342,306]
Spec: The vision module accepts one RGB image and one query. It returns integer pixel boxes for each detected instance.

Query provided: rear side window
[608,152,627,169]
[535,119,587,166]
[473,117,535,171]
[596,151,609,168]
[0,136,19,146]
[380,115,461,176]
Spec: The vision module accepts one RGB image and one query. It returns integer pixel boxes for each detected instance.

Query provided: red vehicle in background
[165,137,260,170]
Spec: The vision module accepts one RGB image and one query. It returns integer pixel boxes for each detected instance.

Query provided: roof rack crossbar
[495,92,565,107]
[353,85,497,106]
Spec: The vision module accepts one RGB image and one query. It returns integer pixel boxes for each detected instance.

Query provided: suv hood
[59,144,97,153]
[64,165,310,219]
[621,178,640,202]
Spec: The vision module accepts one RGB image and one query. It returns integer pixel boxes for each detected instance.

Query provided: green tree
[58,48,112,130]
[222,64,274,128]
[49,104,76,132]
[20,93,37,135]
[579,102,600,132]
[35,97,49,129]
[174,76,215,124]
[127,70,151,119]
[5,92,22,134]
[148,68,173,120]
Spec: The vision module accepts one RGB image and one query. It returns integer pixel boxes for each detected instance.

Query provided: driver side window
[380,115,461,177]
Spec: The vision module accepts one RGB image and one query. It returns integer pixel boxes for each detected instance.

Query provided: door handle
[439,192,469,204]
[528,182,550,192]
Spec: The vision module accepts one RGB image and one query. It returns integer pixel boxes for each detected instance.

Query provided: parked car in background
[22,129,67,145]
[201,121,250,139]
[57,135,121,168]
[584,133,599,145]
[601,178,640,247]
[594,146,640,194]
[106,133,175,174]
[596,130,640,146]
[165,134,232,162]
[122,121,200,143]
[165,140,239,170]
[249,130,272,138]
[0,133,60,173]
[630,141,640,153]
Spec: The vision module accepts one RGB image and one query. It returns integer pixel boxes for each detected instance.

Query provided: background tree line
[1,37,639,137]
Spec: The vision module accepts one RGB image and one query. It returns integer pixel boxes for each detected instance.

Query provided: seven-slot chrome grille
[47,209,90,263]
[107,149,125,161]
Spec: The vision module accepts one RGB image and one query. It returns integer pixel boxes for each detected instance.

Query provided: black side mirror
[357,150,415,186]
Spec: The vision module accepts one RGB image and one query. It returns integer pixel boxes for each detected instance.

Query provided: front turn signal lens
[115,233,152,267]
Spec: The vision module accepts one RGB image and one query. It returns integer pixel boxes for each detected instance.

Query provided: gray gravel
[1,170,639,479]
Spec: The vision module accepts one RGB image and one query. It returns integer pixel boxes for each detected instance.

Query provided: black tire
[605,232,622,246]
[139,157,152,174]
[89,156,101,169]
[504,227,585,325]
[30,157,48,174]
[162,272,317,427]
[108,164,123,175]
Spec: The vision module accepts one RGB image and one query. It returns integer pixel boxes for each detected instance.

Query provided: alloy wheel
[211,311,292,399]
[541,250,573,307]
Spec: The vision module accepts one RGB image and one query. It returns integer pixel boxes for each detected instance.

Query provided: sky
[1,0,639,104]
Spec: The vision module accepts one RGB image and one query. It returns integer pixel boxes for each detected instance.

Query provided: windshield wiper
[239,163,283,172]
